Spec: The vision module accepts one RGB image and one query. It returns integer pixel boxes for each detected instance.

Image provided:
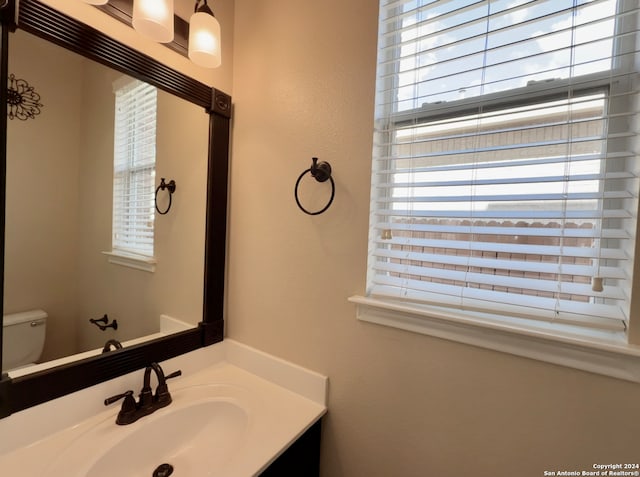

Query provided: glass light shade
[82,0,109,4]
[132,0,174,43]
[188,10,221,68]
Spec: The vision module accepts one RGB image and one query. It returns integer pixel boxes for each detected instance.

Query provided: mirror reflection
[2,29,209,374]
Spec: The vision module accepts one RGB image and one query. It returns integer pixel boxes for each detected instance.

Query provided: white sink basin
[43,384,251,477]
[0,342,327,477]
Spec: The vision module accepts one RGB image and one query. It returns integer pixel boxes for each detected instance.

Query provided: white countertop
[0,339,328,476]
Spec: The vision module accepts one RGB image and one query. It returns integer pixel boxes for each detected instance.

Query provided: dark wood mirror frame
[0,0,230,418]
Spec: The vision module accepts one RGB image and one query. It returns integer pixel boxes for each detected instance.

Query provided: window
[110,78,158,266]
[356,0,640,375]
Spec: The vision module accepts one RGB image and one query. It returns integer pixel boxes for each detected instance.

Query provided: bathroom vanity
[0,340,327,476]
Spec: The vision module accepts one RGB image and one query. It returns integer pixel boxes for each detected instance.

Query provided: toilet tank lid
[3,309,48,326]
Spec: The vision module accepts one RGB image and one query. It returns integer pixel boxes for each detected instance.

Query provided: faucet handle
[155,369,182,407]
[104,390,139,425]
[165,370,182,381]
[104,390,134,407]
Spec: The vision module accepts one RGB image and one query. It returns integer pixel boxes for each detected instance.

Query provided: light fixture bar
[94,0,189,58]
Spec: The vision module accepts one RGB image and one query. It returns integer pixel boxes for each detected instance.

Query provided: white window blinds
[112,78,158,257]
[368,0,640,331]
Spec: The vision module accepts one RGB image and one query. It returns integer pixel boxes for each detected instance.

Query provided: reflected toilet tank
[2,309,47,372]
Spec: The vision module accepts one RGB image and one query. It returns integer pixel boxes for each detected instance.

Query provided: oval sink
[88,400,247,477]
[43,385,251,477]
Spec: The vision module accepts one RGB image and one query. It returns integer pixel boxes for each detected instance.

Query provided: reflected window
[112,78,157,258]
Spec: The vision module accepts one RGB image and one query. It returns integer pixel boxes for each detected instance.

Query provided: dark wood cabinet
[259,419,322,477]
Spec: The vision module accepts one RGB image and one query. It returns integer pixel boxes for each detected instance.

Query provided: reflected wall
[5,29,208,364]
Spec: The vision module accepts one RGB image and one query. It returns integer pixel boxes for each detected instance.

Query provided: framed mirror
[0,0,230,418]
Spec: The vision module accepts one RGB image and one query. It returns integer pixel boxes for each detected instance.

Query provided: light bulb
[188,2,221,68]
[132,0,174,43]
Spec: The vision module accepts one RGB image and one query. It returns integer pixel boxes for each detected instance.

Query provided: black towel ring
[295,157,335,215]
[155,178,176,215]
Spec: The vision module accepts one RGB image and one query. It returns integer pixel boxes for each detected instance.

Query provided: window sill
[102,250,156,272]
[348,295,640,383]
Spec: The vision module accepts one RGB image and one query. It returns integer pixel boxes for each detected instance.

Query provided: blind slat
[372,248,627,280]
[372,237,627,261]
[372,261,626,300]
[374,223,630,240]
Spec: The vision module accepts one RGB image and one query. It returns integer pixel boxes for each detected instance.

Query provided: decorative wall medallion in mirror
[0,0,231,418]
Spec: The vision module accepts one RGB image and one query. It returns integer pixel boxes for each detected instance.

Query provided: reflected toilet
[2,309,47,372]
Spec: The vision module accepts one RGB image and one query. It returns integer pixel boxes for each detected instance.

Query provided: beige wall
[5,30,83,361]
[228,1,640,476]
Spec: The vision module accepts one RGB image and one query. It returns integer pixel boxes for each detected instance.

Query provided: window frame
[352,0,640,382]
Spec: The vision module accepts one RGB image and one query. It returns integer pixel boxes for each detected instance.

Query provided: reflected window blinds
[112,78,158,257]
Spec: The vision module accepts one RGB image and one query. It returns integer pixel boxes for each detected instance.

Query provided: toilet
[2,309,47,372]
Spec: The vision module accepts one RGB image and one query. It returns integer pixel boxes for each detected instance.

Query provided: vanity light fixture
[80,0,174,36]
[80,0,222,68]
[132,0,174,43]
[188,0,221,68]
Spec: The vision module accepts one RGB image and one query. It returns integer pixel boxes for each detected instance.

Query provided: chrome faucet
[104,362,181,425]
